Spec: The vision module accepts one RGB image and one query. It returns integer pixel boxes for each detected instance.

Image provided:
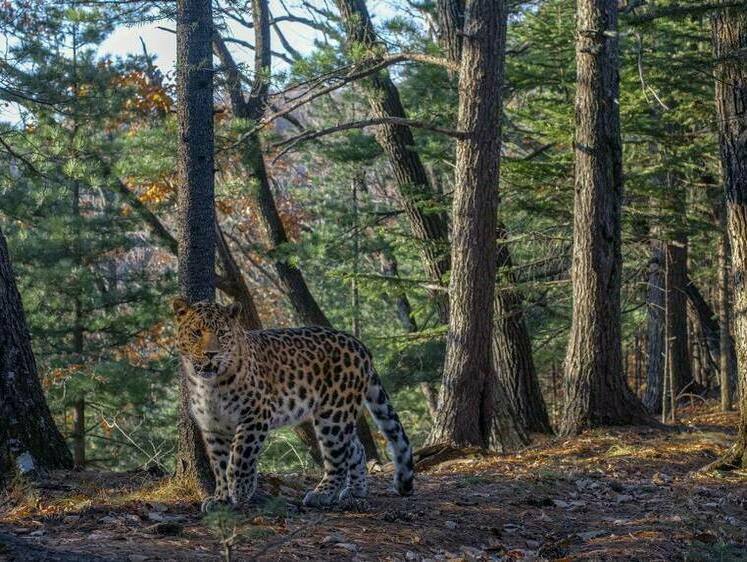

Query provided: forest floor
[1,402,746,562]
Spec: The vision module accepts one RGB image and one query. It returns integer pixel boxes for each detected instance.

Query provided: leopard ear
[225,302,243,320]
[172,297,190,317]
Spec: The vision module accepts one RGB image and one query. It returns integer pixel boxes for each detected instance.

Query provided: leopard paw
[302,490,338,508]
[200,495,230,513]
[338,486,368,502]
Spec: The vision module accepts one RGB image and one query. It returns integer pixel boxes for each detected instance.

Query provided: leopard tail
[364,370,414,496]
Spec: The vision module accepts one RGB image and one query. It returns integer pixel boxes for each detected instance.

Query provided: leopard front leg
[201,432,231,513]
[227,421,267,507]
[303,418,356,507]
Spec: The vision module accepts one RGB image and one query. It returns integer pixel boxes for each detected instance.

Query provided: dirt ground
[1,403,745,561]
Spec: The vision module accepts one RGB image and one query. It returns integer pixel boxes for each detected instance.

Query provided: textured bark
[494,227,552,434]
[335,0,450,323]
[435,0,551,435]
[559,0,651,435]
[428,0,527,451]
[719,207,738,410]
[437,0,464,65]
[644,239,665,413]
[708,6,747,469]
[174,0,216,491]
[0,226,73,482]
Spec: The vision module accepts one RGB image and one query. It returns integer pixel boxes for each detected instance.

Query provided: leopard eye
[193,329,202,338]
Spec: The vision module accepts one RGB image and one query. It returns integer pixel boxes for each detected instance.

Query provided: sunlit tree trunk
[428,0,527,451]
[707,6,747,470]
[559,0,651,435]
[718,204,737,411]
[438,0,551,436]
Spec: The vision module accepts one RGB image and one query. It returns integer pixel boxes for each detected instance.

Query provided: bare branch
[271,117,467,161]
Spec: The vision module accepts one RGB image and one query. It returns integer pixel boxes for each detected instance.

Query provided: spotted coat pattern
[172,299,414,510]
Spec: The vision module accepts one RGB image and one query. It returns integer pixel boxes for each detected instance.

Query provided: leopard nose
[205,351,218,360]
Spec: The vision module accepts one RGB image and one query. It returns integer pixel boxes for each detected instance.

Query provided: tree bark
[174,0,216,492]
[684,275,722,374]
[428,0,527,451]
[559,0,651,435]
[665,239,695,394]
[644,239,665,413]
[436,0,551,435]
[707,6,747,470]
[662,171,696,396]
[718,205,737,410]
[0,226,73,482]
[494,227,552,434]
[437,0,464,65]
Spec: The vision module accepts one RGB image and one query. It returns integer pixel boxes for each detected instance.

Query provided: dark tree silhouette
[174,0,216,491]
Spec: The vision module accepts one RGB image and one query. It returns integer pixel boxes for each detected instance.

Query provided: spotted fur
[172,299,414,510]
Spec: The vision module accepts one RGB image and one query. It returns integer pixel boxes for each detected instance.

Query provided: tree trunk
[664,194,696,394]
[719,205,737,411]
[707,6,747,470]
[0,226,73,482]
[644,239,665,413]
[174,0,216,492]
[437,0,550,436]
[494,227,552,434]
[684,275,722,374]
[437,0,464,66]
[428,0,527,451]
[559,0,651,435]
[379,251,419,334]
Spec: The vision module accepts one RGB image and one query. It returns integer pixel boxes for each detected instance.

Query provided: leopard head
[172,298,243,379]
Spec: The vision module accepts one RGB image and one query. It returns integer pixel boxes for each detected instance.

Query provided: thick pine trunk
[174,0,216,492]
[644,239,665,413]
[428,0,527,451]
[708,7,747,470]
[559,0,651,435]
[337,0,549,436]
[0,226,73,481]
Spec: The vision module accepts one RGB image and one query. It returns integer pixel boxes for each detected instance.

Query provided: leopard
[172,298,414,511]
